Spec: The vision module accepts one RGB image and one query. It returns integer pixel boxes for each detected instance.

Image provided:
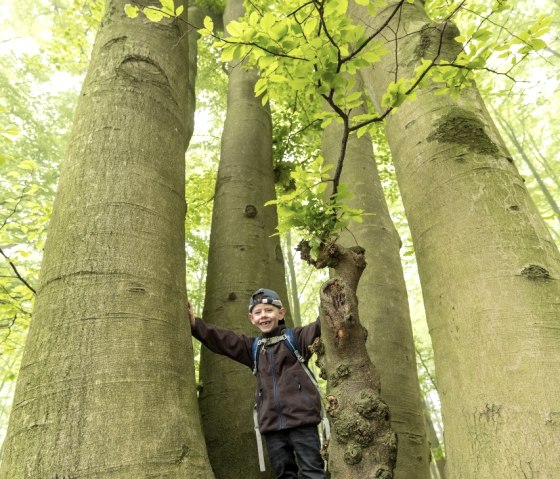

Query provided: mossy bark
[313,245,397,478]
[322,91,430,479]
[0,2,214,477]
[350,1,560,477]
[196,0,289,477]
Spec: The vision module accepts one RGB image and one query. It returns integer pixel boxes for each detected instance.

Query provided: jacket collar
[262,324,284,338]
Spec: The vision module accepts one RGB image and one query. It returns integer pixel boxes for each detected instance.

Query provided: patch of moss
[427,109,499,156]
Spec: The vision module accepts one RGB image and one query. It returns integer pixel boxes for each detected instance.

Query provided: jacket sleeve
[191,318,254,369]
[294,318,321,362]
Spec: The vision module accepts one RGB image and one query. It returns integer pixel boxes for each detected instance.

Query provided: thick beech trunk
[350,1,560,476]
[322,97,430,479]
[0,2,214,477]
[197,0,289,477]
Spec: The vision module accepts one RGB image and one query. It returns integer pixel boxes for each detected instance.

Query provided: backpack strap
[282,328,305,363]
[251,336,261,375]
[251,334,286,375]
[282,329,323,397]
[253,405,266,472]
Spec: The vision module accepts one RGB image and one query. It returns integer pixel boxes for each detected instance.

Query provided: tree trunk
[313,244,397,478]
[423,398,446,479]
[322,96,431,479]
[0,1,215,477]
[350,1,560,477]
[197,0,290,476]
[284,231,302,327]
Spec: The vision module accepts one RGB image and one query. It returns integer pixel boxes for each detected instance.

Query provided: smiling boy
[188,288,325,479]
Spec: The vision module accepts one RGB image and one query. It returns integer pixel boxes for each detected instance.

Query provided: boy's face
[249,303,285,334]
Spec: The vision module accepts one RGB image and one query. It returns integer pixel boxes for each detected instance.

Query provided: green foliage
[421,1,553,98]
[195,0,396,250]
[381,78,417,109]
[266,157,365,255]
[125,0,184,21]
[199,0,390,111]
[193,0,555,253]
[48,0,104,75]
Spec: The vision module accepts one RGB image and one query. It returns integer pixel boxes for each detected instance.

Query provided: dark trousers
[264,425,325,479]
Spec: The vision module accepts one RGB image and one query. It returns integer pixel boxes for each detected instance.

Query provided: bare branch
[0,248,36,295]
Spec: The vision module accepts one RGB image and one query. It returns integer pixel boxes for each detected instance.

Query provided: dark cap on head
[249,288,283,312]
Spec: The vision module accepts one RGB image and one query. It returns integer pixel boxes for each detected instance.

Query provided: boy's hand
[187,301,196,328]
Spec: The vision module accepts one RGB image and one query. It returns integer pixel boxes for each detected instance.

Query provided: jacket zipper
[268,347,286,429]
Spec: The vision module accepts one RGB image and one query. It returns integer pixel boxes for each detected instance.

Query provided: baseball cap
[249,288,283,312]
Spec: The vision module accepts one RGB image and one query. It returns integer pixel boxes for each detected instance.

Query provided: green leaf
[175,5,184,16]
[255,77,268,97]
[471,29,491,42]
[226,20,243,37]
[361,50,381,64]
[1,124,19,139]
[18,159,37,170]
[160,0,175,15]
[261,13,276,32]
[124,4,140,18]
[321,116,334,128]
[144,8,166,22]
[203,16,214,33]
[303,18,318,38]
[221,45,238,63]
[530,39,547,51]
[261,92,269,106]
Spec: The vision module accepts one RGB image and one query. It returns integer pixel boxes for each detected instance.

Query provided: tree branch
[0,248,36,295]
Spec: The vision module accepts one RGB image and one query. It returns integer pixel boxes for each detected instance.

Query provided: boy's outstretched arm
[187,302,253,368]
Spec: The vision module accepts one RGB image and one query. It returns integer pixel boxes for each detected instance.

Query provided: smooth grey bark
[284,231,302,327]
[0,2,214,477]
[322,98,430,478]
[197,0,290,476]
[350,1,560,476]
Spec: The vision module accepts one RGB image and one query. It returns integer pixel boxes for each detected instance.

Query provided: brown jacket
[191,318,321,433]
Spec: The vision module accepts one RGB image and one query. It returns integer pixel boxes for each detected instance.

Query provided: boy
[188,288,325,479]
